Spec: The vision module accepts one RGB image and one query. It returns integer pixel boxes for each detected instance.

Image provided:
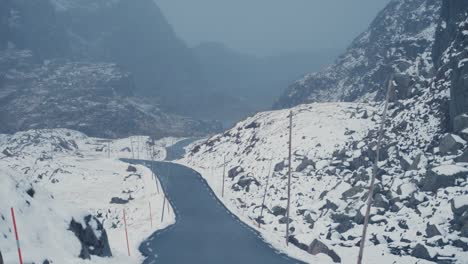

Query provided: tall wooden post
[286,111,293,246]
[222,155,226,197]
[107,141,111,158]
[130,139,134,159]
[357,77,393,264]
[259,159,273,226]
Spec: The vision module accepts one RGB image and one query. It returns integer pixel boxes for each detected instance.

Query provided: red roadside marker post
[11,207,23,264]
[123,209,130,257]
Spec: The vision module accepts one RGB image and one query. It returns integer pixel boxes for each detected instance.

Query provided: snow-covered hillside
[181,95,468,263]
[0,129,176,263]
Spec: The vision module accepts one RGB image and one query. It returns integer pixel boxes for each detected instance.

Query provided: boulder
[425,223,441,238]
[336,220,354,233]
[454,114,468,133]
[308,239,341,263]
[420,165,468,192]
[228,166,244,178]
[0,249,3,264]
[296,158,315,172]
[110,197,129,204]
[450,196,468,235]
[274,160,287,172]
[271,205,287,216]
[408,153,423,171]
[439,134,466,155]
[342,186,366,200]
[69,215,112,259]
[279,216,292,224]
[2,148,12,157]
[373,193,390,210]
[236,175,260,191]
[455,149,468,163]
[126,165,137,172]
[411,244,432,261]
[287,236,308,251]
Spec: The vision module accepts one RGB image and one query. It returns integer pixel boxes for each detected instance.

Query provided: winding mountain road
[126,140,304,264]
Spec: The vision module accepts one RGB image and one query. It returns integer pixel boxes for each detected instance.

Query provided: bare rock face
[69,215,112,259]
[274,0,441,109]
[0,49,220,138]
[433,1,468,131]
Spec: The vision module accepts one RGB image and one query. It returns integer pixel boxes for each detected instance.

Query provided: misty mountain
[0,0,221,137]
[194,42,338,121]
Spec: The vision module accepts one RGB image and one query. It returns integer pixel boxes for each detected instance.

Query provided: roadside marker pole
[123,209,130,256]
[149,202,153,228]
[222,155,226,197]
[161,196,166,222]
[285,111,293,246]
[259,158,273,227]
[11,207,23,264]
[357,77,393,264]
[107,141,111,158]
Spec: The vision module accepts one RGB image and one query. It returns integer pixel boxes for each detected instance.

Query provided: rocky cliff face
[0,0,220,137]
[432,0,468,130]
[274,0,441,109]
[53,0,208,114]
[0,49,220,138]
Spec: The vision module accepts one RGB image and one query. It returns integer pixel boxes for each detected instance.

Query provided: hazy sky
[156,0,390,56]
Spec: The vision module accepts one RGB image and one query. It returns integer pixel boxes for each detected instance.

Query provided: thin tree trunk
[357,77,393,264]
[259,158,273,226]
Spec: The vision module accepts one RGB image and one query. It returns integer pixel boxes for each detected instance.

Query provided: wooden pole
[161,195,166,222]
[357,77,393,264]
[259,159,273,227]
[149,201,153,228]
[108,141,111,158]
[123,209,130,256]
[222,155,226,197]
[11,207,23,264]
[286,111,293,246]
[130,139,134,159]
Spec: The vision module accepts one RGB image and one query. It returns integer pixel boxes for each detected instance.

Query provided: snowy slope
[0,129,175,263]
[181,95,468,263]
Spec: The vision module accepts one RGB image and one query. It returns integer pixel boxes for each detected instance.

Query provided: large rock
[308,239,341,263]
[0,249,3,264]
[439,134,466,155]
[69,215,112,259]
[411,244,433,261]
[296,157,315,172]
[425,223,441,238]
[420,165,468,192]
[455,149,468,163]
[451,196,468,236]
[454,114,468,133]
[228,166,244,178]
[236,175,260,192]
[271,205,287,216]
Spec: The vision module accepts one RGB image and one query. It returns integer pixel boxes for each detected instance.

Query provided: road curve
[124,140,305,264]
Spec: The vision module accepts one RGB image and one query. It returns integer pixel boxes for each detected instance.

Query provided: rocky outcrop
[274,0,441,109]
[69,215,112,259]
[420,165,468,192]
[432,1,468,131]
[0,49,220,138]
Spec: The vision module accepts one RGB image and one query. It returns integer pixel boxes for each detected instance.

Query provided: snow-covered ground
[0,129,177,263]
[180,101,468,263]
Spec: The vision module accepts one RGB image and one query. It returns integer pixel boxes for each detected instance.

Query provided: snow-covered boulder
[438,134,466,155]
[454,114,468,133]
[307,239,341,263]
[455,149,468,163]
[421,165,468,191]
[69,215,112,259]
